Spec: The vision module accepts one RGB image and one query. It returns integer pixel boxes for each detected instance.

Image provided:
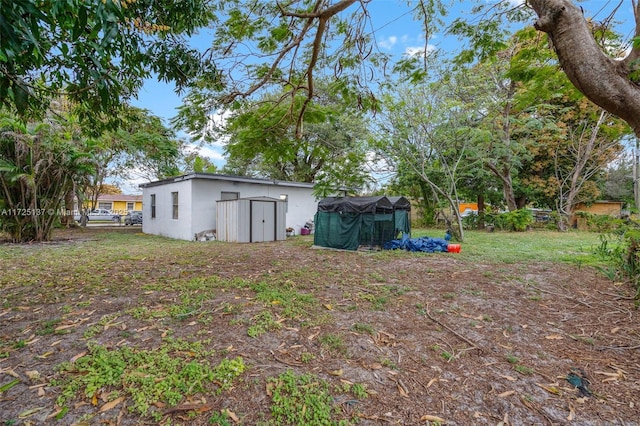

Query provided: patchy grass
[414,228,602,264]
[53,338,244,421]
[267,370,365,425]
[0,227,638,425]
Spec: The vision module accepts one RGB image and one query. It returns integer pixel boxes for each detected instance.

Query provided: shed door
[250,201,275,242]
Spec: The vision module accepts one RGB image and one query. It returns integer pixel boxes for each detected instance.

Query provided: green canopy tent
[313,196,410,250]
[388,196,412,237]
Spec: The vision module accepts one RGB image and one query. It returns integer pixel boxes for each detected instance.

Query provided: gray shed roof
[139,173,316,189]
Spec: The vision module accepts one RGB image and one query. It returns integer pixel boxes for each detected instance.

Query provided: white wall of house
[142,179,193,240]
[141,174,321,241]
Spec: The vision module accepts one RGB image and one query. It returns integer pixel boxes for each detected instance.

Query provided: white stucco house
[139,173,322,241]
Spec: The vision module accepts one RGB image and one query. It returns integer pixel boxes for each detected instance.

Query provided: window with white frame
[150,194,156,219]
[98,202,112,211]
[171,192,179,219]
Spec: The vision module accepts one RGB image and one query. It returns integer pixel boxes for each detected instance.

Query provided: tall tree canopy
[376,72,483,241]
[219,81,372,195]
[528,0,640,135]
[0,111,93,241]
[178,0,640,137]
[3,0,638,137]
[462,26,630,218]
[0,0,215,125]
[77,106,184,218]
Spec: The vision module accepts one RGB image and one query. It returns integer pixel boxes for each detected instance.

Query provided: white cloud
[106,167,148,194]
[111,143,227,194]
[118,176,147,194]
[378,35,398,50]
[185,143,225,162]
[404,44,436,57]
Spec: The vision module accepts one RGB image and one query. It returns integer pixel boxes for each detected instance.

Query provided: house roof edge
[138,172,316,189]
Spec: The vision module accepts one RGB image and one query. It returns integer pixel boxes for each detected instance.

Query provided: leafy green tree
[77,107,184,222]
[385,165,438,227]
[520,98,627,229]
[451,27,630,229]
[375,71,483,241]
[0,112,93,241]
[191,155,218,174]
[1,0,214,125]
[4,1,638,138]
[602,151,634,206]
[498,28,631,228]
[448,57,532,213]
[219,84,372,196]
[173,0,640,139]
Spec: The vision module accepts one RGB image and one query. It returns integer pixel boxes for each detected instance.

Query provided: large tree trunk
[528,0,640,136]
[485,162,518,211]
[62,190,75,227]
[477,193,486,230]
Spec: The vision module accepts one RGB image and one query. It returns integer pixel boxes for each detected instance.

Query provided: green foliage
[449,17,510,65]
[462,212,480,230]
[250,279,316,319]
[209,411,232,426]
[514,365,534,375]
[0,112,93,241]
[484,209,534,232]
[268,370,351,426]
[500,209,533,232]
[431,344,455,362]
[1,106,181,241]
[349,383,368,399]
[103,107,185,181]
[55,339,245,418]
[214,80,372,196]
[575,212,626,233]
[506,353,519,364]
[247,310,281,338]
[376,72,483,242]
[350,323,375,335]
[317,333,347,356]
[1,0,215,125]
[37,318,62,335]
[595,230,640,303]
[192,155,217,173]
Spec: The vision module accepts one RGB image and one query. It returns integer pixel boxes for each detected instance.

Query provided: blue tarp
[383,235,450,253]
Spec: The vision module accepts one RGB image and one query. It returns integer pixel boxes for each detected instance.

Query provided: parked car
[74,209,120,223]
[460,208,478,218]
[124,211,143,225]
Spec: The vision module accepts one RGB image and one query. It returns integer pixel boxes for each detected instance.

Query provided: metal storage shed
[216,196,286,243]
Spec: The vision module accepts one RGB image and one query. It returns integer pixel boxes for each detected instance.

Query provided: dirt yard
[0,227,639,425]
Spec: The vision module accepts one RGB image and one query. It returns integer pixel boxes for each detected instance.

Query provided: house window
[150,194,156,219]
[172,192,179,219]
[98,202,112,211]
[126,202,134,211]
[221,191,239,200]
[280,194,288,212]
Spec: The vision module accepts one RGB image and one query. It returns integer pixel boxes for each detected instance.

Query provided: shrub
[595,230,640,304]
[575,212,626,232]
[484,209,533,232]
[502,209,533,232]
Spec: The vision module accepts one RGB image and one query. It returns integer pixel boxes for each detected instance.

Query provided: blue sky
[125,0,636,192]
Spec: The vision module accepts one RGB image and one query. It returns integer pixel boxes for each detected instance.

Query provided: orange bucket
[447,244,461,253]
